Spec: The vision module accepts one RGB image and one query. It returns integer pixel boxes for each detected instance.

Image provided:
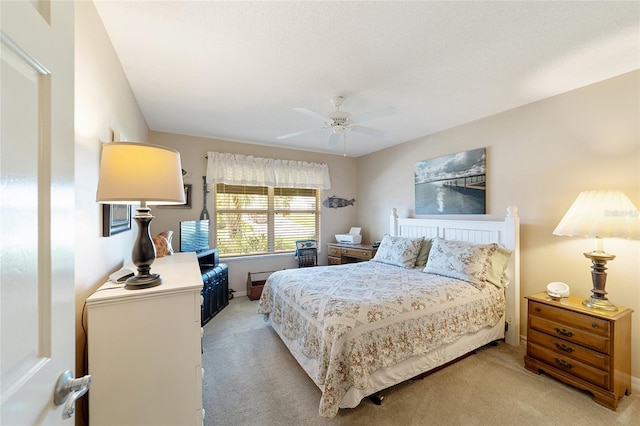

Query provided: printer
[335,227,362,244]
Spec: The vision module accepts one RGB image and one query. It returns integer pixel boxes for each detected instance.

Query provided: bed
[257,207,520,418]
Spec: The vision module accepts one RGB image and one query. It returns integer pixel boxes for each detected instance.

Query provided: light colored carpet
[202,297,639,426]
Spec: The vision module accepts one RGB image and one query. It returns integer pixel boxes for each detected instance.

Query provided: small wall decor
[102,204,131,236]
[414,147,486,214]
[158,184,192,209]
[322,195,355,209]
[200,176,210,220]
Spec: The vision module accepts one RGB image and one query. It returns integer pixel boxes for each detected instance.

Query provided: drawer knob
[554,358,573,369]
[554,343,574,353]
[554,327,574,338]
[592,323,599,329]
[534,307,541,312]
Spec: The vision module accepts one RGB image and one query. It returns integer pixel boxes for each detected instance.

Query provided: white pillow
[371,235,424,268]
[423,238,512,289]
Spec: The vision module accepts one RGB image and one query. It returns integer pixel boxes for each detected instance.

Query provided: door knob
[54,370,92,420]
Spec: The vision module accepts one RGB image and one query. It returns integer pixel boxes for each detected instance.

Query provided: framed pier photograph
[414,148,486,214]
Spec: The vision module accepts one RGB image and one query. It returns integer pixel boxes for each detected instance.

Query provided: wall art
[414,148,486,214]
[322,195,355,209]
[102,203,132,236]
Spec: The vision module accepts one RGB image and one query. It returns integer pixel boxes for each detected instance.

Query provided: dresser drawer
[328,256,341,265]
[528,343,610,389]
[327,246,340,257]
[529,301,609,337]
[341,248,373,260]
[527,328,609,371]
[529,315,610,353]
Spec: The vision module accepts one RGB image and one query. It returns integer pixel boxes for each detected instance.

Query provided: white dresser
[87,252,204,425]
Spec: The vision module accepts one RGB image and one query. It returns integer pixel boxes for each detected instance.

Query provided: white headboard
[389,207,521,346]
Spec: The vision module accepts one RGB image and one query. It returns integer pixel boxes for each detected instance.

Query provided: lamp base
[582,250,617,312]
[126,205,161,290]
[582,296,618,312]
[124,273,162,290]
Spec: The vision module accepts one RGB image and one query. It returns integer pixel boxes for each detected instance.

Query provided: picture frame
[102,203,132,237]
[158,184,192,209]
[414,147,486,215]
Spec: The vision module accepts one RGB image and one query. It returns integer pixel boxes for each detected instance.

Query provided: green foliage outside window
[215,184,319,257]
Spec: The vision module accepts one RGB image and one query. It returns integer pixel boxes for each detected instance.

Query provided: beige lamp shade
[553,190,640,240]
[96,142,186,205]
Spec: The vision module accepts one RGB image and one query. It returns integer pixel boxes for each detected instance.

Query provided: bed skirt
[266,313,505,411]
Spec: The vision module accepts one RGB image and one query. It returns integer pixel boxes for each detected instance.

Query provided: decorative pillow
[413,238,433,268]
[486,245,512,288]
[371,235,424,268]
[423,238,512,289]
[152,230,174,258]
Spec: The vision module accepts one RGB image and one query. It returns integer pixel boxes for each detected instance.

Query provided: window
[215,184,320,257]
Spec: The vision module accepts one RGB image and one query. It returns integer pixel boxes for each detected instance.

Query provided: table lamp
[552,189,640,311]
[96,142,185,289]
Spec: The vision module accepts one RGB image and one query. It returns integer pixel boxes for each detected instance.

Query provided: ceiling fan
[277,96,397,148]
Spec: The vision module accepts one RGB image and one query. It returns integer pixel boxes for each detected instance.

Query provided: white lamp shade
[96,142,186,205]
[552,189,640,240]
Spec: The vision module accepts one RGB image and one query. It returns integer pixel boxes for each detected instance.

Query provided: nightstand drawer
[527,328,609,371]
[529,301,610,337]
[328,256,341,265]
[528,343,610,389]
[341,248,373,260]
[529,315,610,353]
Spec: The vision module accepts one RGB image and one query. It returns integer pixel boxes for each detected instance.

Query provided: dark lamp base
[124,273,162,290]
[582,250,618,312]
[126,206,162,290]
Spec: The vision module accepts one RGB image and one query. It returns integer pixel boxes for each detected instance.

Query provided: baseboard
[234,290,248,298]
[520,335,640,388]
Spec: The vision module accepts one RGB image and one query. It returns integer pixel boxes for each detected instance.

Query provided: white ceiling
[94,1,639,157]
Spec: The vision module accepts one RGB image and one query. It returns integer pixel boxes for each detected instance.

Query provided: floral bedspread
[256,261,505,418]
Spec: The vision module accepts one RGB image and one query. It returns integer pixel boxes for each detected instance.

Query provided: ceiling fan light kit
[277,95,396,151]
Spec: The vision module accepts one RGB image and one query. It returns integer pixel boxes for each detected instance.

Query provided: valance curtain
[206,152,331,190]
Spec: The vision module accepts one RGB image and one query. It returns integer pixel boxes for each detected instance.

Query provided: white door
[1,1,78,424]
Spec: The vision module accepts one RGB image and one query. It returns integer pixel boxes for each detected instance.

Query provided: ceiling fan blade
[351,106,397,124]
[276,128,318,140]
[328,132,342,148]
[293,107,327,123]
[350,125,386,138]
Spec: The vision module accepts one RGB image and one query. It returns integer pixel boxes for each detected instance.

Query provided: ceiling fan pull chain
[343,132,347,157]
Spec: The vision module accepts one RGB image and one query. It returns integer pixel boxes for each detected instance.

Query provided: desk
[327,243,377,265]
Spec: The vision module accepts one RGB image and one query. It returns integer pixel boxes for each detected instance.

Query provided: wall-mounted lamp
[553,189,640,311]
[96,142,185,289]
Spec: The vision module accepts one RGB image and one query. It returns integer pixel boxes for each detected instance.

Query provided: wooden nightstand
[524,291,633,410]
[327,243,377,265]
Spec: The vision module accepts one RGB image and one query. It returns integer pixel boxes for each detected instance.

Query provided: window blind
[215,184,320,257]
